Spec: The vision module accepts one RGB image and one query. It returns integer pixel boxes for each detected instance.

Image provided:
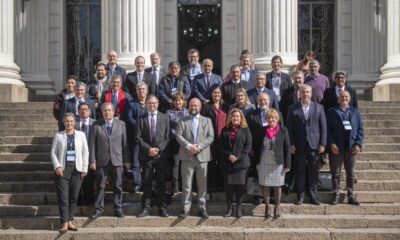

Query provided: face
[236,92,245,104]
[188,52,199,65]
[63,116,75,131]
[97,66,107,78]
[339,92,351,107]
[211,88,221,102]
[202,60,213,74]
[231,111,241,126]
[230,67,241,81]
[255,76,266,88]
[136,85,147,100]
[107,51,118,65]
[78,104,91,119]
[293,74,304,88]
[135,57,145,72]
[189,99,201,116]
[335,74,346,88]
[272,59,282,71]
[150,54,160,67]
[241,57,251,69]
[300,87,312,103]
[267,115,278,128]
[169,64,180,78]
[75,86,85,99]
[66,79,76,92]
[173,98,184,110]
[257,95,270,110]
[309,64,319,75]
[111,78,122,91]
[102,105,115,121]
[146,97,159,113]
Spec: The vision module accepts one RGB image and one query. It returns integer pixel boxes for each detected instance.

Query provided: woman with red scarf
[257,108,291,219]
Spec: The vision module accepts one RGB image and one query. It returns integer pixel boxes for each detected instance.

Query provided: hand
[89,163,96,171]
[249,150,255,157]
[55,167,64,177]
[203,100,210,104]
[80,172,87,179]
[188,145,200,156]
[124,162,132,170]
[318,145,325,154]
[330,144,340,155]
[351,145,361,155]
[148,148,160,157]
[291,145,296,154]
[228,154,238,163]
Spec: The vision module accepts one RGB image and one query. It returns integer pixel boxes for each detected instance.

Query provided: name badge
[171,87,177,94]
[343,120,352,130]
[66,150,76,161]
[262,121,268,127]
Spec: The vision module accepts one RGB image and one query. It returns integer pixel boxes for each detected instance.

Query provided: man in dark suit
[180,48,202,81]
[76,103,96,205]
[124,56,157,99]
[192,58,222,103]
[145,52,166,95]
[221,64,249,106]
[286,84,327,205]
[239,52,258,89]
[321,70,358,112]
[106,50,126,83]
[266,55,293,102]
[60,82,96,130]
[135,95,170,217]
[247,73,279,110]
[89,103,129,219]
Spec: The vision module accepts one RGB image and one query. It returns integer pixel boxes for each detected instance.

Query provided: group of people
[51,48,364,233]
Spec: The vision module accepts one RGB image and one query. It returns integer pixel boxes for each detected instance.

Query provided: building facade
[0,0,399,101]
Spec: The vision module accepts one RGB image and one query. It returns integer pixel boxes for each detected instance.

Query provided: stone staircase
[0,101,399,239]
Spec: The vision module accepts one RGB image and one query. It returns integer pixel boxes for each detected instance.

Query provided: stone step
[0,136,53,145]
[364,135,400,143]
[364,128,400,135]
[362,144,400,152]
[0,108,53,115]
[363,120,400,128]
[361,113,400,120]
[0,122,56,130]
[0,129,57,137]
[2,203,399,217]
[0,144,52,153]
[360,108,400,114]
[0,114,55,121]
[358,101,400,107]
[0,102,53,108]
[0,162,52,172]
[1,227,399,240]
[0,172,54,181]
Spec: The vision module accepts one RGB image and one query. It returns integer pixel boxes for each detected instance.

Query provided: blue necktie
[106,123,112,136]
[112,91,118,110]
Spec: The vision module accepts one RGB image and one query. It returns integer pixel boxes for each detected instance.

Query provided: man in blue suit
[286,84,327,205]
[192,58,222,103]
[247,73,279,110]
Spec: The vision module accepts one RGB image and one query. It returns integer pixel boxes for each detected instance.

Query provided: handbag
[246,177,263,196]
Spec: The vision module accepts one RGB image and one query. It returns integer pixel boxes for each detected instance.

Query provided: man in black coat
[221,64,249,106]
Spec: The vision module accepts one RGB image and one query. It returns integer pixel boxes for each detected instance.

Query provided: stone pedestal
[101,0,157,72]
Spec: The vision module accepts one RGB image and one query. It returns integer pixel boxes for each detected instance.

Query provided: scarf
[265,124,280,139]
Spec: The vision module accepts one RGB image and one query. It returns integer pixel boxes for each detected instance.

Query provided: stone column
[101,0,157,72]
[0,0,27,102]
[246,0,298,72]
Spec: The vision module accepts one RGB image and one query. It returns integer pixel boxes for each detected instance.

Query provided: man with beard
[176,98,214,218]
[180,48,202,82]
[88,63,110,107]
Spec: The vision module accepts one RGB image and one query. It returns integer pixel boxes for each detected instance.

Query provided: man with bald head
[106,50,126,83]
[176,98,214,218]
[192,58,222,103]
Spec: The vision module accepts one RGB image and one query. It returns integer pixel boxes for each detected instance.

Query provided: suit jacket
[220,127,252,169]
[145,66,166,95]
[259,126,291,168]
[266,71,293,96]
[106,63,126,84]
[280,86,318,122]
[51,130,89,173]
[89,119,128,167]
[122,99,147,146]
[124,71,157,99]
[135,112,170,162]
[60,97,96,124]
[192,73,222,101]
[74,118,95,143]
[100,89,133,117]
[241,69,258,89]
[286,101,327,151]
[158,75,191,112]
[221,80,250,106]
[175,115,214,162]
[321,85,358,112]
[247,87,279,110]
[327,106,364,152]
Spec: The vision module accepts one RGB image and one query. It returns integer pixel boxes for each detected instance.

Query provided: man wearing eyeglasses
[100,75,133,119]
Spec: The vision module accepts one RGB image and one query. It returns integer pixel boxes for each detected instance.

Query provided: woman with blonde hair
[296,50,315,74]
[229,88,255,117]
[220,108,252,218]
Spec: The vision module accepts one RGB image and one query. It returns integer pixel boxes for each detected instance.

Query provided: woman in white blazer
[51,112,89,233]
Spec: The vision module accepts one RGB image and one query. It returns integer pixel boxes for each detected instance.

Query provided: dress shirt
[241,69,250,81]
[137,71,144,82]
[335,86,345,97]
[75,97,85,113]
[271,72,281,99]
[147,111,158,127]
[152,66,160,84]
[185,114,200,150]
[301,102,310,120]
[190,64,202,79]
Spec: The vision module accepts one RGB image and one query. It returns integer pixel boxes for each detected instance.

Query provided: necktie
[138,73,142,82]
[206,75,210,88]
[112,91,118,111]
[106,123,112,136]
[303,106,309,120]
[192,117,199,143]
[153,67,159,84]
[81,122,88,138]
[151,114,157,145]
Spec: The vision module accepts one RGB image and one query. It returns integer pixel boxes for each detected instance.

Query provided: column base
[0,84,28,102]
[366,84,400,101]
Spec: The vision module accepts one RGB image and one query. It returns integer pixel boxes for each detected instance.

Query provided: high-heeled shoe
[264,204,271,219]
[224,205,234,217]
[58,223,68,233]
[273,204,280,219]
[236,205,243,218]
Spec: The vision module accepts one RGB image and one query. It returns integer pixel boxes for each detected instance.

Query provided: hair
[135,55,145,63]
[230,64,241,73]
[66,75,78,82]
[96,63,107,71]
[101,102,115,112]
[332,70,347,80]
[309,60,320,67]
[339,90,351,99]
[303,50,315,62]
[187,48,199,56]
[292,70,305,78]
[235,88,252,106]
[226,108,248,128]
[75,81,86,90]
[78,102,91,111]
[257,92,270,103]
[63,112,76,122]
[255,72,266,79]
[168,61,181,69]
[209,85,225,105]
[266,108,280,122]
[107,50,117,57]
[136,82,148,90]
[202,58,213,65]
[111,75,122,83]
[150,52,160,59]
[300,84,312,93]
[172,92,186,108]
[145,94,159,103]
[271,55,283,64]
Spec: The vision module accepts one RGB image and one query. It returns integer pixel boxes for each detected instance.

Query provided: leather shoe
[253,197,263,205]
[310,198,320,206]
[198,209,209,219]
[138,208,151,218]
[224,206,234,217]
[68,226,78,231]
[294,198,303,205]
[91,210,103,219]
[134,185,142,193]
[159,207,169,217]
[58,228,68,234]
[236,206,243,218]
[348,197,360,206]
[179,211,189,218]
[115,211,125,218]
[331,195,340,205]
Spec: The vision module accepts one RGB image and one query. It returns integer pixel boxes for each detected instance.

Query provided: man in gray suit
[286,84,327,205]
[176,98,214,218]
[89,103,130,218]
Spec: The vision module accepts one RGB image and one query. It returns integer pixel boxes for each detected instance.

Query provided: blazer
[192,73,222,101]
[241,69,258,89]
[89,119,128,167]
[327,106,364,152]
[145,66,166,95]
[258,127,291,168]
[100,89,133,116]
[286,101,327,151]
[106,64,126,84]
[266,71,293,96]
[200,102,229,139]
[60,97,96,124]
[175,115,214,162]
[124,71,157,99]
[321,85,358,112]
[135,112,170,162]
[280,86,318,122]
[51,130,89,173]
[220,127,252,169]
[247,87,280,110]
[158,75,191,112]
[221,80,250,106]
[74,118,95,143]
